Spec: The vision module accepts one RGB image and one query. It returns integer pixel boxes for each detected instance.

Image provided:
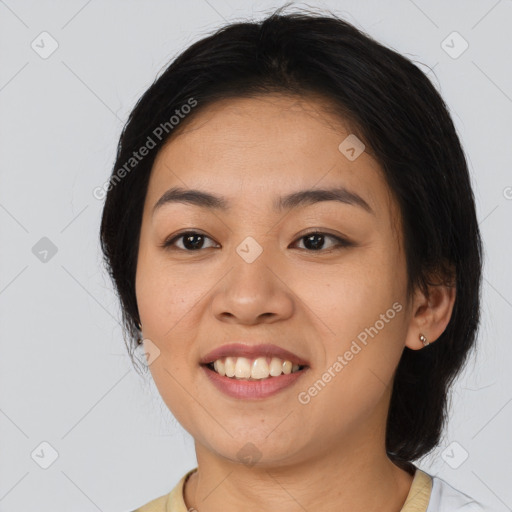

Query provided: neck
[184,435,414,512]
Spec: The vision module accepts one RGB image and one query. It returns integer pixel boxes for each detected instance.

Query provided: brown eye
[161,231,218,251]
[291,232,353,252]
[160,230,353,253]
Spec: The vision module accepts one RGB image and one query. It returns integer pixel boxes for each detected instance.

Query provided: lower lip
[201,365,308,400]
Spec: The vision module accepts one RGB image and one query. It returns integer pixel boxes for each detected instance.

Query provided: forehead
[145,94,393,219]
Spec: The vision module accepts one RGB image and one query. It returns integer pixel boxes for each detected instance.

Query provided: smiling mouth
[202,356,308,381]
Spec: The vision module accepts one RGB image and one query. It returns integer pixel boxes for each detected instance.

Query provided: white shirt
[426,472,498,512]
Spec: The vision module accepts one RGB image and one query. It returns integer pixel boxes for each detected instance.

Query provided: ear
[405,281,456,350]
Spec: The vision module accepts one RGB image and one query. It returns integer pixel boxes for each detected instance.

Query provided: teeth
[235,357,252,379]
[225,357,236,378]
[213,359,225,377]
[269,357,283,376]
[209,356,304,379]
[251,357,269,379]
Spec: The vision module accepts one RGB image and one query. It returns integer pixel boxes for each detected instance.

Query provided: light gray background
[0,1,511,511]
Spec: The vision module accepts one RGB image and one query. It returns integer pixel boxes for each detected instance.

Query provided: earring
[419,333,429,347]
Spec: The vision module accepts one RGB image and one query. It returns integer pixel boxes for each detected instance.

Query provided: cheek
[293,245,406,341]
[301,250,409,415]
[293,273,407,440]
[147,360,202,442]
[135,251,207,399]
[135,251,201,338]
[315,251,407,390]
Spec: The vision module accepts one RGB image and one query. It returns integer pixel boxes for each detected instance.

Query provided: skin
[135,93,456,512]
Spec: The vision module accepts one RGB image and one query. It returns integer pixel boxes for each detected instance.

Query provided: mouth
[201,357,307,380]
[199,343,310,399]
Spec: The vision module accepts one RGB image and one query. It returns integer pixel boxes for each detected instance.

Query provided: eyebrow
[152,186,374,216]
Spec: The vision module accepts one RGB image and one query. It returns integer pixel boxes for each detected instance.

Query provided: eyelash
[160,230,354,253]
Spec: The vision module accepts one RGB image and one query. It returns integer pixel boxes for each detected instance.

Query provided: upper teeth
[212,357,301,379]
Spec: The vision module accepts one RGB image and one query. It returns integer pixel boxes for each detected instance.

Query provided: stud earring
[419,333,429,347]
[137,323,143,345]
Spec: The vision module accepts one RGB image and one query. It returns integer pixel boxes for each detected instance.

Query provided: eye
[160,230,353,253]
[160,231,218,251]
[290,231,354,252]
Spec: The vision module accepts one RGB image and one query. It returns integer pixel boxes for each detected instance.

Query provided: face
[135,94,413,467]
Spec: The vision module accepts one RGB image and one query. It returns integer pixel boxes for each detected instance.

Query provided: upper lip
[200,343,310,367]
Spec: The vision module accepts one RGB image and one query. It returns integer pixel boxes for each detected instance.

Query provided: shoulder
[131,492,169,512]
[130,467,198,512]
[427,474,497,512]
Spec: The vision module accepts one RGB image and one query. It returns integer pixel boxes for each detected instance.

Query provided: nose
[209,244,295,325]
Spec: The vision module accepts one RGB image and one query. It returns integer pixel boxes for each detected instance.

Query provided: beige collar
[161,466,432,512]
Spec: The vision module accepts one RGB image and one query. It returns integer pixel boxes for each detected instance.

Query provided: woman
[100,6,490,512]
